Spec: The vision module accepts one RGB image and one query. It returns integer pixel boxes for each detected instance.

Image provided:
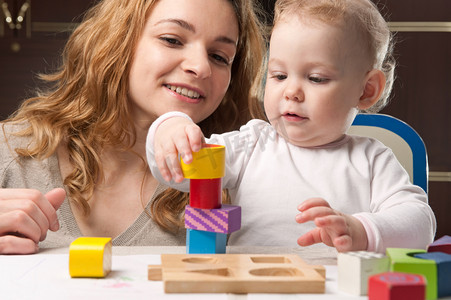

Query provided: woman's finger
[0,199,49,240]
[0,235,38,254]
[0,210,42,243]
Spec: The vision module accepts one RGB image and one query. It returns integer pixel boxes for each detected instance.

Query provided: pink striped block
[185,204,241,234]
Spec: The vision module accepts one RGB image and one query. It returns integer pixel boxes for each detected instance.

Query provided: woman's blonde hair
[273,0,395,113]
[3,0,266,232]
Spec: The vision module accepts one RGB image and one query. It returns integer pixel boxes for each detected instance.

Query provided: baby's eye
[159,36,182,46]
[269,74,287,81]
[309,76,329,83]
[210,53,230,66]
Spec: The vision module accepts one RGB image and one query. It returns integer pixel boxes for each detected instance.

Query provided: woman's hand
[295,197,368,252]
[0,188,66,254]
[154,117,205,183]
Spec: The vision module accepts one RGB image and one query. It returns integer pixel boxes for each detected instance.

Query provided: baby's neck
[302,134,349,149]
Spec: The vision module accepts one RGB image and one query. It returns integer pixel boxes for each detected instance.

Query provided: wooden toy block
[368,272,426,300]
[386,248,437,300]
[148,265,163,281]
[148,254,326,294]
[180,144,225,179]
[414,252,451,298]
[189,178,222,209]
[69,237,112,278]
[185,204,241,234]
[186,229,227,254]
[337,251,389,296]
[427,235,451,254]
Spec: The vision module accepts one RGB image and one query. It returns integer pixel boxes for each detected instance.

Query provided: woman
[0,0,266,254]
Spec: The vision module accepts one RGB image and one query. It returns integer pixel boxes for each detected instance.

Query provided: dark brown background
[1,0,449,239]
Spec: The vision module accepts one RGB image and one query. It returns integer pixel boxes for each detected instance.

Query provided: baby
[146,0,436,253]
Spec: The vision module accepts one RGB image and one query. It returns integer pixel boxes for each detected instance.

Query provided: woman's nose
[182,48,212,79]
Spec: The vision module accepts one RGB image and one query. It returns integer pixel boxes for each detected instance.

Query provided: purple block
[428,235,451,254]
[185,204,241,234]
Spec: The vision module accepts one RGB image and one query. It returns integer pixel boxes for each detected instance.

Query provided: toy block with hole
[386,248,437,300]
[148,254,325,293]
[414,251,451,298]
[368,272,426,300]
[337,251,389,295]
[69,237,112,278]
[180,144,226,180]
[186,229,227,254]
[427,235,451,254]
[185,204,241,234]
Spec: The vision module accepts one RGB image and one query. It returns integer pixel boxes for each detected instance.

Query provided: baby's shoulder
[346,134,393,156]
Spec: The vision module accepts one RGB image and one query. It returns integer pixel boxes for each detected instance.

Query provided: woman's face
[128,0,239,128]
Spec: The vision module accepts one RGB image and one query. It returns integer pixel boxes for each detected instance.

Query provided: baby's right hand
[154,116,205,183]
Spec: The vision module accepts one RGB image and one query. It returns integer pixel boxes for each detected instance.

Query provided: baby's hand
[154,117,204,183]
[295,198,368,252]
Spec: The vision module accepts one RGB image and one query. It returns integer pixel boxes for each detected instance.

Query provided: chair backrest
[348,113,428,193]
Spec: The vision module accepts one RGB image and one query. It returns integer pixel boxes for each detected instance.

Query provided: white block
[337,251,389,296]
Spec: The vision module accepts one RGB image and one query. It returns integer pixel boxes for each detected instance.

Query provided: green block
[386,248,437,300]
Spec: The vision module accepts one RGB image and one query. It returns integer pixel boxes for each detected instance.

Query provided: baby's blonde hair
[273,0,395,112]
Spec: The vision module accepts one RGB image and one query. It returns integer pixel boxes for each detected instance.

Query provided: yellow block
[69,237,112,278]
[180,144,225,179]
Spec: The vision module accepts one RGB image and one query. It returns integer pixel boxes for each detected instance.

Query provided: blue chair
[348,113,428,193]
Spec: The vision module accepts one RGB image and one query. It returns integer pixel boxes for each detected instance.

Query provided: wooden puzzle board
[149,254,325,294]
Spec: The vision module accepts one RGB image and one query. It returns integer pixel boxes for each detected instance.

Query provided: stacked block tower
[180,144,241,254]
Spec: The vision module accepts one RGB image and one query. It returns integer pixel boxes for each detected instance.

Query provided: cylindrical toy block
[180,144,225,179]
[69,237,112,278]
[189,178,222,209]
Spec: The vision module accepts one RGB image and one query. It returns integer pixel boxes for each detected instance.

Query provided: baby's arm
[295,198,368,252]
[147,112,205,183]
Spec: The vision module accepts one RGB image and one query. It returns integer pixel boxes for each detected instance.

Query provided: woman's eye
[211,53,230,65]
[160,36,182,46]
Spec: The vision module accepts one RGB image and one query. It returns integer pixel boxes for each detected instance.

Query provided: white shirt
[146,114,436,253]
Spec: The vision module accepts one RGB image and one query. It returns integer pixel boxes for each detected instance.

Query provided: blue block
[186,229,226,254]
[414,252,451,297]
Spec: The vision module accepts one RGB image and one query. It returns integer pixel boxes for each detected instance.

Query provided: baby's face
[264,15,372,147]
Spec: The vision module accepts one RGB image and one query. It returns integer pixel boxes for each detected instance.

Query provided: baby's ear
[357,69,386,110]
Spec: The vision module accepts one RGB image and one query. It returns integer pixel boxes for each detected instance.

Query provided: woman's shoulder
[0,121,32,149]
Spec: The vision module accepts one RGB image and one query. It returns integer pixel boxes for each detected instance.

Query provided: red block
[189,178,222,209]
[368,272,426,300]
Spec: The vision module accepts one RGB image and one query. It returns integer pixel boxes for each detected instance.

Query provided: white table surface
[1,245,447,300]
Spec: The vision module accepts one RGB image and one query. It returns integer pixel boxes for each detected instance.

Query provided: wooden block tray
[148,254,325,294]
